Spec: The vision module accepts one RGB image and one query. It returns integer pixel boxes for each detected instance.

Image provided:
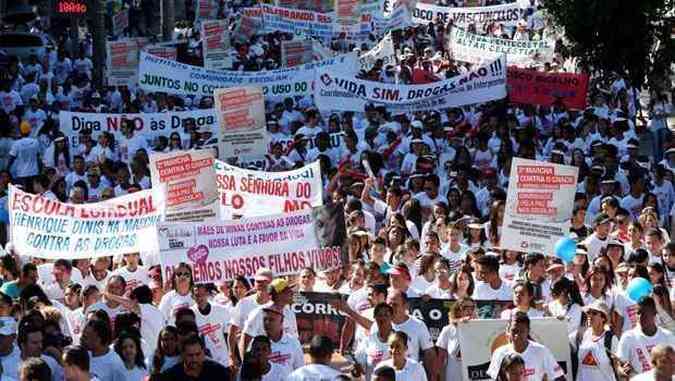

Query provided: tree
[544,0,674,88]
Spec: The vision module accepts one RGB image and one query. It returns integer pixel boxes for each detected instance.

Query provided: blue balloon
[0,208,8,224]
[626,278,653,303]
[554,237,577,263]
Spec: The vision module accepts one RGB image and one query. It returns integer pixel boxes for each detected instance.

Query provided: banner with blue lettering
[8,185,166,259]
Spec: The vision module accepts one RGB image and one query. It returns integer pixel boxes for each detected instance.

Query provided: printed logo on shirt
[626,305,638,327]
[581,351,598,366]
[268,351,292,365]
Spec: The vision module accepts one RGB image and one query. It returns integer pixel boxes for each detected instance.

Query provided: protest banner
[149,150,219,223]
[195,0,219,21]
[144,45,178,61]
[259,4,334,43]
[407,299,513,340]
[156,204,346,283]
[201,20,230,70]
[214,159,323,219]
[449,28,555,67]
[382,1,414,32]
[112,8,129,37]
[501,158,579,255]
[458,318,572,381]
[214,87,269,160]
[315,55,507,112]
[8,185,166,259]
[106,38,148,86]
[359,32,396,71]
[138,52,357,98]
[281,40,314,67]
[233,12,262,43]
[412,2,522,26]
[276,0,334,13]
[293,292,347,346]
[507,67,589,109]
[59,109,217,155]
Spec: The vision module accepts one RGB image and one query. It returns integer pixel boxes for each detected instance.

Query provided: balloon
[0,208,8,224]
[554,237,577,263]
[379,262,391,275]
[626,278,653,303]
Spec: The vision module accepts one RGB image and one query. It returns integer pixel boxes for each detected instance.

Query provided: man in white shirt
[287,335,343,381]
[262,307,304,378]
[472,254,512,301]
[111,252,149,294]
[0,317,20,380]
[487,312,566,381]
[119,121,150,163]
[582,213,612,261]
[8,122,40,190]
[617,297,675,378]
[80,319,126,381]
[629,344,674,381]
[190,284,230,368]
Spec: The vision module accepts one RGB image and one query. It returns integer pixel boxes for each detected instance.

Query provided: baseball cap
[255,267,273,282]
[0,317,17,336]
[269,278,296,294]
[387,263,411,280]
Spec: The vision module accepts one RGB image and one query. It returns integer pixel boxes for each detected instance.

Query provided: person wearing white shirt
[629,344,674,381]
[487,312,566,381]
[18,320,65,381]
[8,123,40,187]
[383,290,435,380]
[287,335,343,381]
[354,303,394,381]
[261,307,304,378]
[242,335,289,381]
[472,254,513,301]
[111,252,150,294]
[158,264,195,324]
[119,123,150,163]
[582,213,612,262]
[80,319,127,381]
[374,331,427,381]
[617,297,675,378]
[190,284,230,367]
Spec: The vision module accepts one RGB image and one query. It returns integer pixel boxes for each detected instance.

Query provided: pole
[162,0,174,41]
[92,0,106,89]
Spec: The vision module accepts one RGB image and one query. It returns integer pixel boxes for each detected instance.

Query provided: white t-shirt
[614,292,639,333]
[242,303,299,340]
[354,331,391,381]
[424,283,454,299]
[374,358,428,381]
[571,329,618,381]
[378,316,433,362]
[258,361,290,381]
[437,324,462,381]
[487,341,565,381]
[158,290,195,324]
[86,301,127,326]
[440,244,468,273]
[0,346,21,380]
[191,303,230,367]
[617,327,675,374]
[89,350,127,381]
[287,364,343,381]
[230,294,264,329]
[9,137,40,177]
[472,280,513,301]
[139,303,165,356]
[269,334,305,376]
[499,308,545,320]
[41,354,65,381]
[111,266,150,294]
[120,365,147,381]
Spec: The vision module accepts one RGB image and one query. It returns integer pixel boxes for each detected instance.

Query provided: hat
[594,213,612,226]
[607,238,624,247]
[551,149,565,156]
[411,120,424,129]
[546,263,564,273]
[19,121,31,136]
[0,317,16,336]
[386,263,411,280]
[582,300,610,320]
[269,278,295,294]
[255,267,273,282]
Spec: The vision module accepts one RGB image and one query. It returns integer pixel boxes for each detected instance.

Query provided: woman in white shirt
[114,332,148,381]
[436,297,476,381]
[158,263,195,324]
[147,326,179,375]
[424,258,453,299]
[547,277,584,334]
[374,331,427,381]
[582,266,615,310]
[500,280,545,320]
[570,300,619,381]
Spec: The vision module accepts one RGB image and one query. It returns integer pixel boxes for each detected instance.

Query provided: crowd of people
[0,0,674,380]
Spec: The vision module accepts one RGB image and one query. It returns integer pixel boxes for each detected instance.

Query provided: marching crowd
[0,0,675,380]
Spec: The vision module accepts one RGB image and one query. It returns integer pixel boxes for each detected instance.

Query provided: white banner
[383,2,414,32]
[259,4,334,43]
[458,318,572,381]
[201,20,230,70]
[449,28,555,66]
[359,32,396,71]
[412,2,523,26]
[335,0,360,33]
[214,87,269,160]
[106,38,148,87]
[59,110,217,160]
[501,158,579,254]
[157,205,344,282]
[315,55,507,112]
[214,159,323,219]
[149,149,219,223]
[138,52,357,98]
[8,185,165,259]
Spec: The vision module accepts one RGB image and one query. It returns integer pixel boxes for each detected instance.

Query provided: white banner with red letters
[214,87,269,160]
[214,159,323,219]
[149,149,220,223]
[8,185,166,259]
[501,158,579,254]
[106,38,149,86]
[201,20,230,70]
[157,205,344,282]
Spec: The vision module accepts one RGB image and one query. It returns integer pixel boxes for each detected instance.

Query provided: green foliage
[544,0,674,87]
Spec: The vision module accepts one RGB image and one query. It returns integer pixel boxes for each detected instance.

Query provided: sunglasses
[176,272,191,277]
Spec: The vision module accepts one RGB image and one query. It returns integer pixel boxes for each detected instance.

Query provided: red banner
[507,67,589,109]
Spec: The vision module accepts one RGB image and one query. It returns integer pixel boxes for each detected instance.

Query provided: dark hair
[550,277,584,306]
[373,365,396,380]
[171,263,194,290]
[21,262,37,277]
[449,264,475,296]
[308,335,334,359]
[63,345,90,371]
[637,296,656,311]
[54,259,73,272]
[84,318,111,346]
[475,254,500,273]
[179,333,205,353]
[130,285,153,304]
[176,320,199,338]
[524,253,545,269]
[152,326,178,373]
[373,302,394,317]
[114,312,141,339]
[18,321,43,346]
[114,331,146,369]
[497,353,525,381]
[513,280,536,308]
[20,357,52,381]
[509,311,530,329]
[175,308,196,324]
